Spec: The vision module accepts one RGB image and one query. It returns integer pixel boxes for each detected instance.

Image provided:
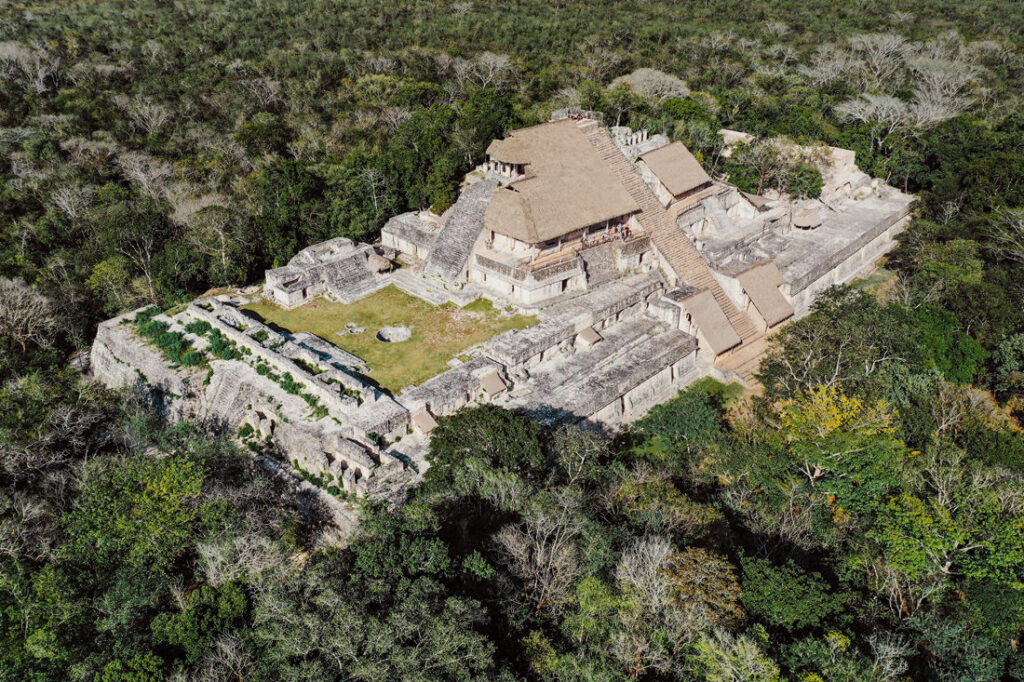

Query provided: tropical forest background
[2,0,1024,679]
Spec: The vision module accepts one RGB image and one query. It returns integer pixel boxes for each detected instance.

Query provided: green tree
[741,556,844,633]
[241,159,331,268]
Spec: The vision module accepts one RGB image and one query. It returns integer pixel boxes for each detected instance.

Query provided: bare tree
[238,77,282,107]
[363,54,396,76]
[140,39,164,64]
[693,629,781,681]
[580,38,624,81]
[0,492,57,562]
[865,558,944,618]
[198,532,287,587]
[704,31,736,53]
[848,33,908,88]
[613,536,677,678]
[613,539,742,678]
[868,632,913,680]
[116,94,173,136]
[494,490,583,613]
[359,167,390,214]
[117,150,173,199]
[0,278,58,352]
[929,383,970,435]
[905,56,980,126]
[990,208,1024,264]
[472,51,515,90]
[611,68,690,102]
[835,93,910,137]
[550,424,607,486]
[378,106,412,130]
[762,21,790,39]
[727,138,793,195]
[50,185,96,220]
[193,630,255,682]
[0,41,60,94]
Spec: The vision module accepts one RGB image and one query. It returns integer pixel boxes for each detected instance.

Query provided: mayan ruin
[90,110,914,535]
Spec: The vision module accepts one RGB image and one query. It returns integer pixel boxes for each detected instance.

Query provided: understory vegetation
[2,0,1024,680]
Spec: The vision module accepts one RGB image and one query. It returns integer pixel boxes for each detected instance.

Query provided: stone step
[389,269,454,306]
[579,123,760,343]
[325,252,390,303]
[718,335,771,385]
[420,178,498,283]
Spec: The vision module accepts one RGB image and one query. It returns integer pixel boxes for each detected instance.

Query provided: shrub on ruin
[138,319,169,339]
[157,332,184,353]
[184,320,211,335]
[786,161,824,198]
[181,350,205,367]
[279,373,302,394]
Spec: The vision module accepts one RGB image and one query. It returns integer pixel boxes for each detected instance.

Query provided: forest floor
[244,286,536,392]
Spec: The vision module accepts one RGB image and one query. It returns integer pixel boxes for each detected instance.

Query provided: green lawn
[851,266,898,297]
[243,286,536,393]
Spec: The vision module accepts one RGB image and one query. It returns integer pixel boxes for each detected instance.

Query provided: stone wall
[783,202,911,297]
[785,214,911,317]
[91,315,195,404]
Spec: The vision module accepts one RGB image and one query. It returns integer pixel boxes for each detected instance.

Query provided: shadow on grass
[240,308,293,337]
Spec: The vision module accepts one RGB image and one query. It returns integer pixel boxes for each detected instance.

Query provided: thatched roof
[684,289,741,355]
[576,326,603,347]
[484,119,639,244]
[736,262,794,327]
[479,370,507,398]
[367,252,393,273]
[638,142,711,198]
[793,209,823,229]
[486,137,530,164]
[411,407,438,435]
[741,191,771,210]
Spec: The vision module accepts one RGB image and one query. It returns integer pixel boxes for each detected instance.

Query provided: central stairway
[578,121,759,343]
[420,177,498,283]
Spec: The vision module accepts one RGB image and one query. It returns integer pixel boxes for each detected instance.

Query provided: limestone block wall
[636,159,674,207]
[399,357,506,417]
[470,254,586,306]
[711,271,747,313]
[184,302,395,424]
[205,362,393,498]
[676,202,708,236]
[487,277,663,372]
[91,315,194,401]
[487,232,536,257]
[381,212,440,261]
[383,232,432,260]
[588,348,704,428]
[90,310,409,500]
[783,215,910,317]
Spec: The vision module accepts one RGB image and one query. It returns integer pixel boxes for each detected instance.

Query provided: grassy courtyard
[243,286,536,393]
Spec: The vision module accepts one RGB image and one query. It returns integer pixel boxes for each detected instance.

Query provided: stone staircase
[717,334,771,386]
[420,178,498,283]
[324,251,389,303]
[579,121,760,343]
[390,268,457,306]
[704,200,743,239]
